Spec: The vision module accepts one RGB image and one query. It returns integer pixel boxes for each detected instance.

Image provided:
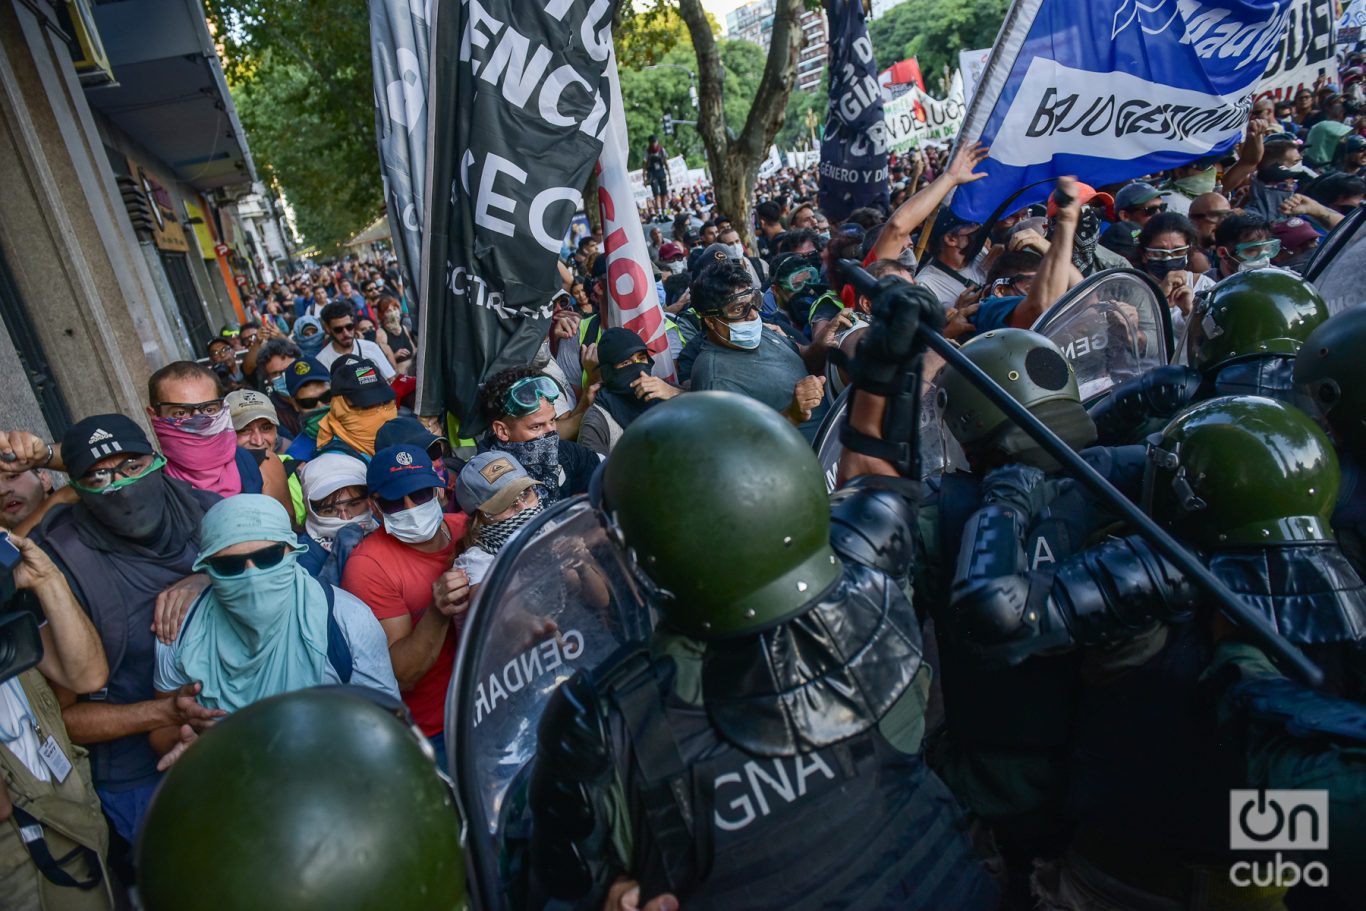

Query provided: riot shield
[445,496,653,911]
[1305,204,1366,316]
[812,351,967,492]
[1031,268,1174,402]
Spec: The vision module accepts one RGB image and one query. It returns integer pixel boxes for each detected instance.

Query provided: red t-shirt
[342,513,468,735]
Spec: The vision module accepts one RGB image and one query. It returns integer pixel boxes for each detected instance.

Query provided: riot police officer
[519,277,1001,910]
[952,395,1366,906]
[1295,304,1366,571]
[914,328,1143,903]
[1089,269,1330,445]
[137,688,466,911]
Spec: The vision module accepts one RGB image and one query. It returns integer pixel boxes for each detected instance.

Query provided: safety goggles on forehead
[1144,245,1190,261]
[1232,238,1281,260]
[502,376,561,418]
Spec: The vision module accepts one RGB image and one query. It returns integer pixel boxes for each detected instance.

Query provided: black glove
[853,280,944,391]
[980,464,1051,520]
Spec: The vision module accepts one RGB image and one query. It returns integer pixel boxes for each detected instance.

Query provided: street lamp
[642,63,699,108]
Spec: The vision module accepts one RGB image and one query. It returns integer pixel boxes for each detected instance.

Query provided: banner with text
[820,0,889,221]
[1253,0,1338,102]
[597,50,676,379]
[415,0,615,425]
[952,0,1292,224]
[884,71,966,152]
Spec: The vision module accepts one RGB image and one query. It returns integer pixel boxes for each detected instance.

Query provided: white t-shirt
[154,587,400,701]
[915,250,989,311]
[316,339,397,380]
[452,546,497,586]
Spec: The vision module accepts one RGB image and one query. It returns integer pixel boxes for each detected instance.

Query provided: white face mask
[381,497,444,544]
[727,243,744,259]
[1236,256,1274,272]
[666,261,686,274]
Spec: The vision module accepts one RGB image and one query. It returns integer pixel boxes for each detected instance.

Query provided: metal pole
[838,259,1324,687]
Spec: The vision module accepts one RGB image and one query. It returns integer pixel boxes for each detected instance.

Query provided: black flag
[416,0,616,429]
[819,0,889,223]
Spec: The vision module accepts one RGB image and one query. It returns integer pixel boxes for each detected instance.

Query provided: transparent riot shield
[1030,268,1174,403]
[812,350,967,492]
[1306,204,1366,316]
[445,496,653,911]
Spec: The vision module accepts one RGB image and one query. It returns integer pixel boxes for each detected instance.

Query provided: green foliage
[775,75,825,149]
[207,0,382,253]
[619,39,766,170]
[867,0,1009,88]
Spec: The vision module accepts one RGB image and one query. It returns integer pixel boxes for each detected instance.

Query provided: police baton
[838,258,1324,687]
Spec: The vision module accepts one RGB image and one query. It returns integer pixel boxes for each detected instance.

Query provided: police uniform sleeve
[949,464,1199,665]
[829,475,921,585]
[528,670,629,908]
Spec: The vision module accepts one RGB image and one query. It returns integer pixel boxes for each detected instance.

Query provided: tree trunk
[677,0,806,251]
[583,167,603,237]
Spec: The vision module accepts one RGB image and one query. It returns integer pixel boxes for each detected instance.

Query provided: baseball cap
[692,242,741,277]
[61,414,156,480]
[367,444,442,501]
[1114,181,1163,211]
[1343,135,1366,154]
[225,390,278,431]
[1047,182,1116,220]
[285,357,330,397]
[375,415,447,460]
[658,242,687,261]
[329,356,395,408]
[1271,216,1320,250]
[456,452,541,516]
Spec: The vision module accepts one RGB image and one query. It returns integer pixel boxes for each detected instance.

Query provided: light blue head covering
[292,315,326,358]
[179,495,329,712]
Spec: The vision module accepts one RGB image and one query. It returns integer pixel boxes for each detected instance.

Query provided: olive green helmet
[138,689,465,911]
[1186,270,1329,376]
[1143,395,1339,550]
[600,391,840,639]
[937,328,1096,468]
[1295,305,1366,456]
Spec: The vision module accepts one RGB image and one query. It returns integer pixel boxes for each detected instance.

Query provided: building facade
[725,0,829,93]
[0,0,285,444]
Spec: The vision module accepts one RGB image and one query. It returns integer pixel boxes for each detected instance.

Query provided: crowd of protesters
[0,50,1364,909]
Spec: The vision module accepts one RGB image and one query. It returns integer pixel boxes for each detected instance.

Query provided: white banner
[1254,0,1338,102]
[757,145,784,179]
[958,47,991,106]
[1342,0,1366,48]
[597,51,676,379]
[884,71,966,152]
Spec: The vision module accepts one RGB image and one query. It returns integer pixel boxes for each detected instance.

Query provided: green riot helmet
[599,391,841,639]
[138,689,465,911]
[1143,395,1339,550]
[937,328,1097,469]
[1186,270,1328,376]
[1295,305,1366,456]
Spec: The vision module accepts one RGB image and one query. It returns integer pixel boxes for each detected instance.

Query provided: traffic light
[663,113,674,137]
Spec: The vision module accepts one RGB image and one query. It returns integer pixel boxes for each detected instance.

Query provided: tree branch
[677,0,728,161]
[737,0,805,163]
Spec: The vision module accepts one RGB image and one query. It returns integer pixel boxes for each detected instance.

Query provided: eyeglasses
[709,289,761,321]
[375,486,437,515]
[482,486,539,520]
[1132,204,1168,217]
[1232,239,1281,260]
[154,399,225,419]
[204,542,290,577]
[502,376,561,418]
[1143,245,1190,261]
[993,272,1037,295]
[73,454,162,493]
[311,493,369,519]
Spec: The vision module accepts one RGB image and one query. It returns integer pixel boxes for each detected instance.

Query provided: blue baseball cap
[284,357,330,397]
[367,444,442,501]
[375,415,446,459]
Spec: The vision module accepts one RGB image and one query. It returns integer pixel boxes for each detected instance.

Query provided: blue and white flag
[952,0,1293,222]
[819,0,889,222]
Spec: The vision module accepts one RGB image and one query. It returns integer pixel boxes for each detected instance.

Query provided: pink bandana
[152,410,242,498]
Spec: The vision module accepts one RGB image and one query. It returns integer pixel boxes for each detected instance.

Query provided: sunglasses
[294,394,328,409]
[204,542,290,577]
[330,323,356,336]
[375,486,437,515]
[1132,204,1168,217]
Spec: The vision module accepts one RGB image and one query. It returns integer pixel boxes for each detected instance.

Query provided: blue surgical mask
[727,314,764,350]
[271,375,288,396]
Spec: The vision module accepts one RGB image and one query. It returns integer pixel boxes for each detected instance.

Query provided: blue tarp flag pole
[951,0,1294,222]
[819,0,889,222]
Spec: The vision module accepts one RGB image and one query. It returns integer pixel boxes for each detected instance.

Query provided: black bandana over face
[494,433,561,501]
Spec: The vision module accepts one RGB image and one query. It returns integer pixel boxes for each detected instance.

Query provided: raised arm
[870,142,990,262]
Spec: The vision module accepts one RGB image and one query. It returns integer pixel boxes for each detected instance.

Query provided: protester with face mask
[452,452,546,587]
[374,295,415,376]
[478,367,602,500]
[292,314,327,359]
[1136,212,1215,335]
[15,415,224,846]
[1244,139,1316,222]
[578,328,681,456]
[341,445,471,769]
[281,357,332,461]
[688,259,836,442]
[1270,216,1322,274]
[296,452,376,586]
[151,494,397,767]
[146,362,291,515]
[1160,157,1221,214]
[375,414,458,509]
[1210,213,1279,280]
[314,355,398,460]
